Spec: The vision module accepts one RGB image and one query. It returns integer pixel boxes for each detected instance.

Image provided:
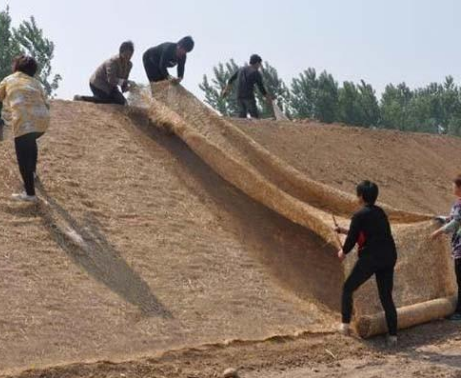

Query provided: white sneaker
[338,323,351,336]
[12,192,38,202]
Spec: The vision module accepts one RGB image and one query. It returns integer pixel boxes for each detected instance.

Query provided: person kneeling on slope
[335,181,398,345]
[143,36,195,85]
[74,41,135,105]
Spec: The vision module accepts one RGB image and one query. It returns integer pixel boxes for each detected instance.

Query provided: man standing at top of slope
[74,41,135,106]
[143,36,195,85]
[222,54,273,119]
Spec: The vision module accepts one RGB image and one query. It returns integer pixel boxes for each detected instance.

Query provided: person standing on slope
[222,54,273,119]
[0,55,50,202]
[335,181,398,345]
[431,174,461,321]
[143,36,195,85]
[74,41,135,105]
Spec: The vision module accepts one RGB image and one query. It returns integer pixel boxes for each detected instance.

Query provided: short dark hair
[178,36,194,52]
[356,180,379,205]
[250,54,263,65]
[454,175,461,188]
[13,55,38,77]
[120,41,134,54]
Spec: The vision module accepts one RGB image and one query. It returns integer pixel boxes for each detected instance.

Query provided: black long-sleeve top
[144,42,186,79]
[228,66,267,100]
[343,205,397,266]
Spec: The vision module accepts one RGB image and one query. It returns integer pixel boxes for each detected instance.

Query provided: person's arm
[106,58,125,88]
[228,71,239,85]
[125,61,133,80]
[432,205,461,239]
[177,56,186,80]
[342,213,362,255]
[222,71,239,98]
[158,44,174,79]
[0,79,6,102]
[255,72,268,97]
[39,83,50,110]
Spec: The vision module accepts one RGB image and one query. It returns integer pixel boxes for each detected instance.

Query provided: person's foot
[11,192,37,203]
[447,313,461,321]
[386,335,398,348]
[338,323,351,336]
[73,95,82,101]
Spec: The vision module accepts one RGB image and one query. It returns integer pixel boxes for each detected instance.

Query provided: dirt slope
[1,101,461,376]
[234,118,461,215]
[0,101,337,374]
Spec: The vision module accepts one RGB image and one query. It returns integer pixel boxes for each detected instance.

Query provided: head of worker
[453,175,461,197]
[120,41,135,62]
[250,54,263,70]
[356,180,379,207]
[12,55,38,77]
[176,36,195,59]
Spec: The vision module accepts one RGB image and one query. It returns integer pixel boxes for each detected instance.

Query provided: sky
[5,0,461,100]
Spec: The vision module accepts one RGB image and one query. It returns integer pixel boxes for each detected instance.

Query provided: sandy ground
[0,101,336,374]
[1,103,460,377]
[7,321,461,378]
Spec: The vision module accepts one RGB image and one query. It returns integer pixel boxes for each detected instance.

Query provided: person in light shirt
[0,55,50,202]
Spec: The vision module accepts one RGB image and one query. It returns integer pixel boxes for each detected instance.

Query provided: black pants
[455,258,461,314]
[238,98,259,119]
[15,132,44,196]
[78,84,126,105]
[143,53,167,83]
[342,257,398,336]
[0,118,4,141]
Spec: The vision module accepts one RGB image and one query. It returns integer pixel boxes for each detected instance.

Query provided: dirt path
[5,321,460,378]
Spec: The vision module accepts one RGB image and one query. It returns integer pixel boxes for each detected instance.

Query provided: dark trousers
[342,257,398,336]
[78,84,126,105]
[0,118,4,141]
[455,258,461,314]
[238,98,259,119]
[15,132,44,196]
[143,54,167,83]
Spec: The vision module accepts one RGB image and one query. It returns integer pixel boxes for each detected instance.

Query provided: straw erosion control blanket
[134,82,457,338]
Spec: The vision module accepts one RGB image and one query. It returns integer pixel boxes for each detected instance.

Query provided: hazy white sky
[5,0,461,99]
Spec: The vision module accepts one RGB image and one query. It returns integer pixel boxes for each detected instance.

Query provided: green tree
[380,83,413,130]
[0,7,61,97]
[338,81,361,125]
[290,68,317,119]
[357,80,380,127]
[315,71,339,123]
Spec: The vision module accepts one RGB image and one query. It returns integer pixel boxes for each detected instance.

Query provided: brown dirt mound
[0,101,337,375]
[1,99,460,376]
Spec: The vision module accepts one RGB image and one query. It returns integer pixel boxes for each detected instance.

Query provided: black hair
[178,36,194,52]
[250,54,263,65]
[120,41,134,54]
[13,55,38,77]
[356,180,379,205]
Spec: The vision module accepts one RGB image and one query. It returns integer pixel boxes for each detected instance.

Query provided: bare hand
[338,249,346,262]
[431,230,442,240]
[169,77,182,85]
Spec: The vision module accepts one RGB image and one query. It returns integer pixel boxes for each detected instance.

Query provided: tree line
[200,59,461,136]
